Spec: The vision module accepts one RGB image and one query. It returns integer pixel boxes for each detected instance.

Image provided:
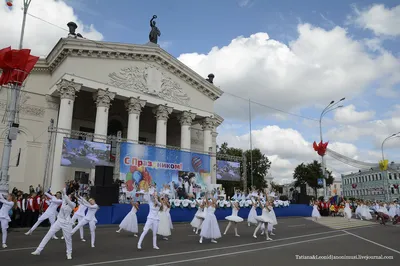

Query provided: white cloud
[352,4,400,37]
[178,24,399,120]
[217,125,375,184]
[333,105,375,124]
[0,0,103,57]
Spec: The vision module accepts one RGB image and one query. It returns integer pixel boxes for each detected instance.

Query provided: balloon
[126,172,133,181]
[126,180,134,191]
[133,171,142,184]
[192,157,202,172]
[138,166,145,172]
[130,165,138,173]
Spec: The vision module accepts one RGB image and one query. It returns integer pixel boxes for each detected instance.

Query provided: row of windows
[343,187,400,197]
[343,173,382,184]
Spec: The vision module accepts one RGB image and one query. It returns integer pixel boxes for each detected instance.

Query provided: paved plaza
[0,217,398,266]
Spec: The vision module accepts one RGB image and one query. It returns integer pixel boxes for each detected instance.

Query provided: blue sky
[2,0,400,182]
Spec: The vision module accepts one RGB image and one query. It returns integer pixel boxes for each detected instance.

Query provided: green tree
[217,142,271,194]
[293,160,334,197]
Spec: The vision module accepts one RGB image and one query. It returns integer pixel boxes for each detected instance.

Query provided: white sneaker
[253,235,257,239]
[61,236,64,240]
[81,239,86,242]
[270,232,275,236]
[25,231,31,236]
[116,230,120,233]
[153,246,159,250]
[163,237,168,240]
[199,238,202,244]
[31,251,40,256]
[2,244,7,248]
[67,254,72,260]
[235,234,240,237]
[211,239,217,243]
[91,245,95,248]
[52,236,58,240]
[134,234,138,237]
[137,246,142,250]
[266,237,273,241]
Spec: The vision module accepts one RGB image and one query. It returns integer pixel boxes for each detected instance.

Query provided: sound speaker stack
[90,166,119,206]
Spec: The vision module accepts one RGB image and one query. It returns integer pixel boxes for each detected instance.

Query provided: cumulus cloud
[217,125,378,184]
[333,105,375,124]
[0,0,103,57]
[178,25,399,120]
[352,4,400,37]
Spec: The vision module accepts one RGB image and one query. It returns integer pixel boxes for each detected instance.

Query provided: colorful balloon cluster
[313,141,328,157]
[125,165,152,192]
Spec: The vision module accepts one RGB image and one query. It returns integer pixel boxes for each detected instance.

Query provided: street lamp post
[319,97,345,200]
[380,132,400,202]
[0,0,32,194]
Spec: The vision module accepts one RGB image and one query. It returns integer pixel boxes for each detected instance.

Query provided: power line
[25,11,320,123]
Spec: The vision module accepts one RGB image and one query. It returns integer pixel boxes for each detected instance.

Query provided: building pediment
[34,38,223,102]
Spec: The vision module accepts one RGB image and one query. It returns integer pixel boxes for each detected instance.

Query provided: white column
[126,97,146,142]
[211,131,218,184]
[153,105,173,147]
[90,89,115,184]
[178,111,196,151]
[202,117,214,153]
[51,79,82,191]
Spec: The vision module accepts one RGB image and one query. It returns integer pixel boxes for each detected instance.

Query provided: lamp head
[330,100,334,104]
[340,97,345,101]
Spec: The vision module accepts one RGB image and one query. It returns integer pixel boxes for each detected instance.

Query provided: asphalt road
[1,217,398,266]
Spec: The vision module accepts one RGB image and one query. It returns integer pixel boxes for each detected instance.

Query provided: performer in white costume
[25,190,62,238]
[190,199,205,234]
[31,188,75,260]
[247,198,258,226]
[137,193,161,250]
[261,202,278,236]
[311,201,321,221]
[0,193,15,248]
[253,201,273,241]
[157,197,171,240]
[71,196,99,248]
[344,200,352,221]
[199,198,221,244]
[70,200,88,241]
[223,201,243,237]
[116,201,139,236]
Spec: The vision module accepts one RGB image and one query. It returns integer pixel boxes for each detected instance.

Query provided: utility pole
[0,0,32,194]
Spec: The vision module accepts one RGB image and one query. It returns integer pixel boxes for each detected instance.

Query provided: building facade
[0,37,224,192]
[327,180,343,197]
[341,165,400,201]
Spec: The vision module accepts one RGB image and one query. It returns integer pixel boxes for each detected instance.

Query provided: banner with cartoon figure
[119,142,211,192]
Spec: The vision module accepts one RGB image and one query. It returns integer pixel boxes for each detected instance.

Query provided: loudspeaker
[90,185,119,206]
[94,166,114,186]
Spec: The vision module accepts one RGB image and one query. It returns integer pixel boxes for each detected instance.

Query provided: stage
[95,204,313,225]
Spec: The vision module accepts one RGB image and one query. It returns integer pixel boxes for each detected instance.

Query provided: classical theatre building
[0,37,224,192]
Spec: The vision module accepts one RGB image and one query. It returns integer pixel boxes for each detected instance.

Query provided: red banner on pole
[0,47,39,85]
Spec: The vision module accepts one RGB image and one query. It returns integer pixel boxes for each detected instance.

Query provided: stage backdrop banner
[120,142,210,192]
[61,138,112,168]
[216,160,241,181]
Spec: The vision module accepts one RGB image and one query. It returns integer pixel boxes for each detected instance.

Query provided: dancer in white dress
[31,187,75,260]
[388,202,397,220]
[223,201,243,237]
[116,201,139,236]
[360,203,372,220]
[247,198,258,226]
[311,201,321,221]
[261,202,278,236]
[137,193,161,250]
[25,190,62,239]
[0,193,15,248]
[355,201,363,220]
[70,200,88,242]
[157,198,171,240]
[344,200,352,221]
[253,201,273,241]
[199,198,221,244]
[71,196,99,248]
[190,199,205,234]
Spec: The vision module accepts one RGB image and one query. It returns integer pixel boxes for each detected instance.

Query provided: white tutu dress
[355,205,361,218]
[261,206,278,231]
[191,207,204,229]
[200,206,221,239]
[119,205,138,233]
[344,203,352,219]
[166,207,173,229]
[247,204,258,225]
[388,204,397,218]
[311,204,321,219]
[256,207,274,224]
[225,205,244,223]
[157,207,171,237]
[361,205,372,220]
